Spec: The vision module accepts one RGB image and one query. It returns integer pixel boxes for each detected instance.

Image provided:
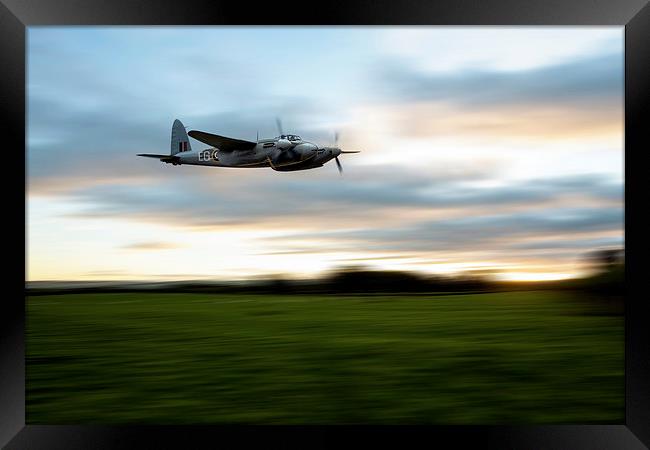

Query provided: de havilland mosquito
[138,119,360,173]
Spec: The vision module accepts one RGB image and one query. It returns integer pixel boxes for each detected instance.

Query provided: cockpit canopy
[279,134,302,142]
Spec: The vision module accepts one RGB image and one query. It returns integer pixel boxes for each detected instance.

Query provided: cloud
[120,241,184,250]
[356,51,623,143]
[508,235,624,251]
[55,167,623,244]
[276,205,623,254]
[378,51,622,109]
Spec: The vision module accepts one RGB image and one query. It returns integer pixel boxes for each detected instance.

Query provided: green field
[26,291,623,424]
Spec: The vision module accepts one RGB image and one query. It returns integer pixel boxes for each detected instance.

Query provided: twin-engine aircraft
[138,119,360,173]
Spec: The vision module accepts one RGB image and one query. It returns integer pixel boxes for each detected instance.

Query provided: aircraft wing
[188,130,257,151]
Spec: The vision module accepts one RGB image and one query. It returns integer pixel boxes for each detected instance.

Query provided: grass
[26,290,624,424]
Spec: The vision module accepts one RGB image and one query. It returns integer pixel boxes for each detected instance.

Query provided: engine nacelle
[269,143,318,167]
[276,138,292,150]
[293,143,318,160]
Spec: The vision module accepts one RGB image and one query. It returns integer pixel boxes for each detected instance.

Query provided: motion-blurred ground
[26,290,623,424]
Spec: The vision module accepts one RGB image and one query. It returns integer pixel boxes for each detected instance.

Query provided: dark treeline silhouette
[26,248,624,305]
[262,268,494,295]
[25,270,495,296]
[567,248,625,314]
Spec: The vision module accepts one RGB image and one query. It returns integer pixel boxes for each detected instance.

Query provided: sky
[26,27,624,282]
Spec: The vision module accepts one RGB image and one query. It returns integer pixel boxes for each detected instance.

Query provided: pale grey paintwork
[139,119,352,172]
[170,119,191,155]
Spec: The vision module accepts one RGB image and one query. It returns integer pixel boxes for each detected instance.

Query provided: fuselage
[173,137,342,172]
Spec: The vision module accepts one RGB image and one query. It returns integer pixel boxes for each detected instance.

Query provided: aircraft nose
[323,146,341,157]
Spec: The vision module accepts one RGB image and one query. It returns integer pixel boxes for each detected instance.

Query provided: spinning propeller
[331,131,360,175]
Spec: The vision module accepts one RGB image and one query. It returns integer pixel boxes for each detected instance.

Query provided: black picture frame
[3,0,649,447]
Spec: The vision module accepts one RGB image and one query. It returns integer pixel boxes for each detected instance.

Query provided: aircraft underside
[182,158,324,171]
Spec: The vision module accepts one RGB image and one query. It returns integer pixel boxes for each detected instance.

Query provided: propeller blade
[276,118,284,136]
[334,131,339,145]
[335,156,343,174]
[340,150,361,154]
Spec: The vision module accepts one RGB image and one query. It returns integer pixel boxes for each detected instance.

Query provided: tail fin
[171,119,192,155]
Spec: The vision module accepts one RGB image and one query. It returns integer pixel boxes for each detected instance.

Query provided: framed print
[3,0,649,447]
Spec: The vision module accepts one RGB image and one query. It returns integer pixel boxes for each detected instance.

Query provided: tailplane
[137,119,189,165]
[137,153,180,165]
